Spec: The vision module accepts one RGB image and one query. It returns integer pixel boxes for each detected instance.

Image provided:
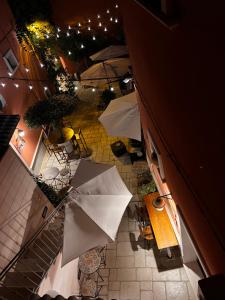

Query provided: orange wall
[0,0,50,167]
[120,0,225,275]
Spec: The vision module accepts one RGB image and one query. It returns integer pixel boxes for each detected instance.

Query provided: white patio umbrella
[90,45,128,61]
[62,160,132,266]
[80,58,131,87]
[98,91,141,141]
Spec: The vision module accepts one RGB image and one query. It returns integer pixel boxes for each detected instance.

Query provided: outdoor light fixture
[15,128,26,153]
[152,193,172,211]
[16,128,25,138]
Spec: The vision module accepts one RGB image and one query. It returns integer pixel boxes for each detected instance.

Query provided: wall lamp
[15,128,26,153]
[152,193,172,211]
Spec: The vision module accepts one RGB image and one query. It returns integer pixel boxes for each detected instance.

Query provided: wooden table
[144,192,178,256]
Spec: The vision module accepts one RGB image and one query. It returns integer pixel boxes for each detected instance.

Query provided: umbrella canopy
[62,160,132,266]
[98,91,141,141]
[90,45,128,61]
[80,58,131,87]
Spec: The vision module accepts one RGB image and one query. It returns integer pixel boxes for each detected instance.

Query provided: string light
[92,36,96,40]
[106,9,110,14]
[77,30,81,34]
[28,85,33,90]
[115,4,119,8]
[98,22,102,27]
[56,34,60,38]
[0,82,6,87]
[75,86,78,91]
[115,18,118,23]
[78,22,81,27]
[97,14,101,19]
[54,58,58,62]
[68,51,72,55]
[66,32,70,37]
[57,27,61,32]
[14,83,19,88]
[92,88,96,92]
[81,44,84,49]
[88,19,91,23]
[104,27,107,32]
[46,34,49,39]
[88,26,91,31]
[110,87,114,91]
[44,86,48,91]
[8,72,12,77]
[40,63,44,68]
[110,17,113,21]
[25,68,29,73]
[68,25,71,30]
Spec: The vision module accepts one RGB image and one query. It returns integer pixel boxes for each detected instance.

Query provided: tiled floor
[39,98,196,300]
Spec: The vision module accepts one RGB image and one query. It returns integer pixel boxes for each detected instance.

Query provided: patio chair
[135,205,154,247]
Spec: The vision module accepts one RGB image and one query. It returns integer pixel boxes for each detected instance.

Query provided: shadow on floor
[129,232,183,271]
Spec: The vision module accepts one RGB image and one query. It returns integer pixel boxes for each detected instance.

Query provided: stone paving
[39,98,195,300]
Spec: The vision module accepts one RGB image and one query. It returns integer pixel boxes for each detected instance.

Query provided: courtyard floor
[39,97,195,300]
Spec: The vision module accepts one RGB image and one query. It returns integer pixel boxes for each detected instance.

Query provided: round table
[78,249,101,275]
[43,167,59,180]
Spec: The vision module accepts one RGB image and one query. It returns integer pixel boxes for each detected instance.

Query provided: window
[147,129,166,181]
[0,95,6,111]
[3,49,19,74]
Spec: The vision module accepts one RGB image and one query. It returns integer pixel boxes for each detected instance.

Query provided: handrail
[0,189,70,281]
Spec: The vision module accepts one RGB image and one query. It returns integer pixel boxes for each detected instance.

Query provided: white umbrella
[98,91,141,141]
[62,160,132,266]
[80,58,131,87]
[90,45,128,61]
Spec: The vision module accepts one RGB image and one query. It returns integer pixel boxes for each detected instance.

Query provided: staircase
[0,197,66,300]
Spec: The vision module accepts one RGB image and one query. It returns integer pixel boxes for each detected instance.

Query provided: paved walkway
[40,98,195,300]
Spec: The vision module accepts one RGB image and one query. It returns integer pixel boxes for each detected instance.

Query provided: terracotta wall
[120,0,225,274]
[0,0,50,167]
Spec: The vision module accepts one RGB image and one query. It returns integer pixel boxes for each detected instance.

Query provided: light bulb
[66,32,70,36]
[110,87,114,91]
[81,44,84,49]
[92,88,96,92]
[44,86,48,91]
[88,26,91,31]
[8,72,12,77]
[104,27,107,32]
[115,18,118,23]
[68,51,72,55]
[78,22,81,27]
[46,34,49,39]
[88,19,91,23]
[54,58,58,62]
[28,85,33,90]
[40,63,44,68]
[75,86,78,91]
[14,83,19,88]
[110,17,113,21]
[77,30,80,34]
[56,34,60,38]
[92,36,96,40]
[68,25,71,30]
[57,27,61,32]
[98,22,102,27]
[106,9,110,14]
[115,4,119,8]
[0,82,6,87]
[97,14,101,19]
[25,68,29,72]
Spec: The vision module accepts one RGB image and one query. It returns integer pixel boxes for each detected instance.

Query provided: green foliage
[137,170,158,198]
[24,94,76,129]
[36,180,62,207]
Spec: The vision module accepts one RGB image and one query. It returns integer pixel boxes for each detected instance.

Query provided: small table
[42,167,60,189]
[78,249,101,275]
[144,192,178,257]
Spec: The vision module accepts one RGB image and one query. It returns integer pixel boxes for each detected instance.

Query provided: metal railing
[0,193,69,300]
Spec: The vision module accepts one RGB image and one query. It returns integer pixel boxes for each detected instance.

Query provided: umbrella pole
[102,61,110,89]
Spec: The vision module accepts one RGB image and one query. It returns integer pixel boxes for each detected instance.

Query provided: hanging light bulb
[8,72,12,77]
[68,25,71,30]
[56,34,60,38]
[88,26,91,31]
[57,27,61,32]
[115,4,119,8]
[110,87,114,91]
[81,44,84,49]
[44,86,48,91]
[25,67,29,73]
[0,82,6,87]
[68,51,72,55]
[77,30,80,34]
[92,88,96,92]
[40,63,44,68]
[14,83,19,88]
[115,18,118,23]
[28,85,33,90]
[104,27,107,32]
[97,14,101,19]
[46,34,49,39]
[106,9,110,14]
[54,58,58,62]
[66,32,70,37]
[88,19,91,23]
[92,36,96,40]
[110,17,113,21]
[75,86,78,91]
[98,22,102,27]
[78,22,81,27]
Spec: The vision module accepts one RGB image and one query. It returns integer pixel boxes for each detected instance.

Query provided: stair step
[41,233,61,251]
[4,272,42,288]
[15,258,46,273]
[0,286,31,300]
[34,239,58,257]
